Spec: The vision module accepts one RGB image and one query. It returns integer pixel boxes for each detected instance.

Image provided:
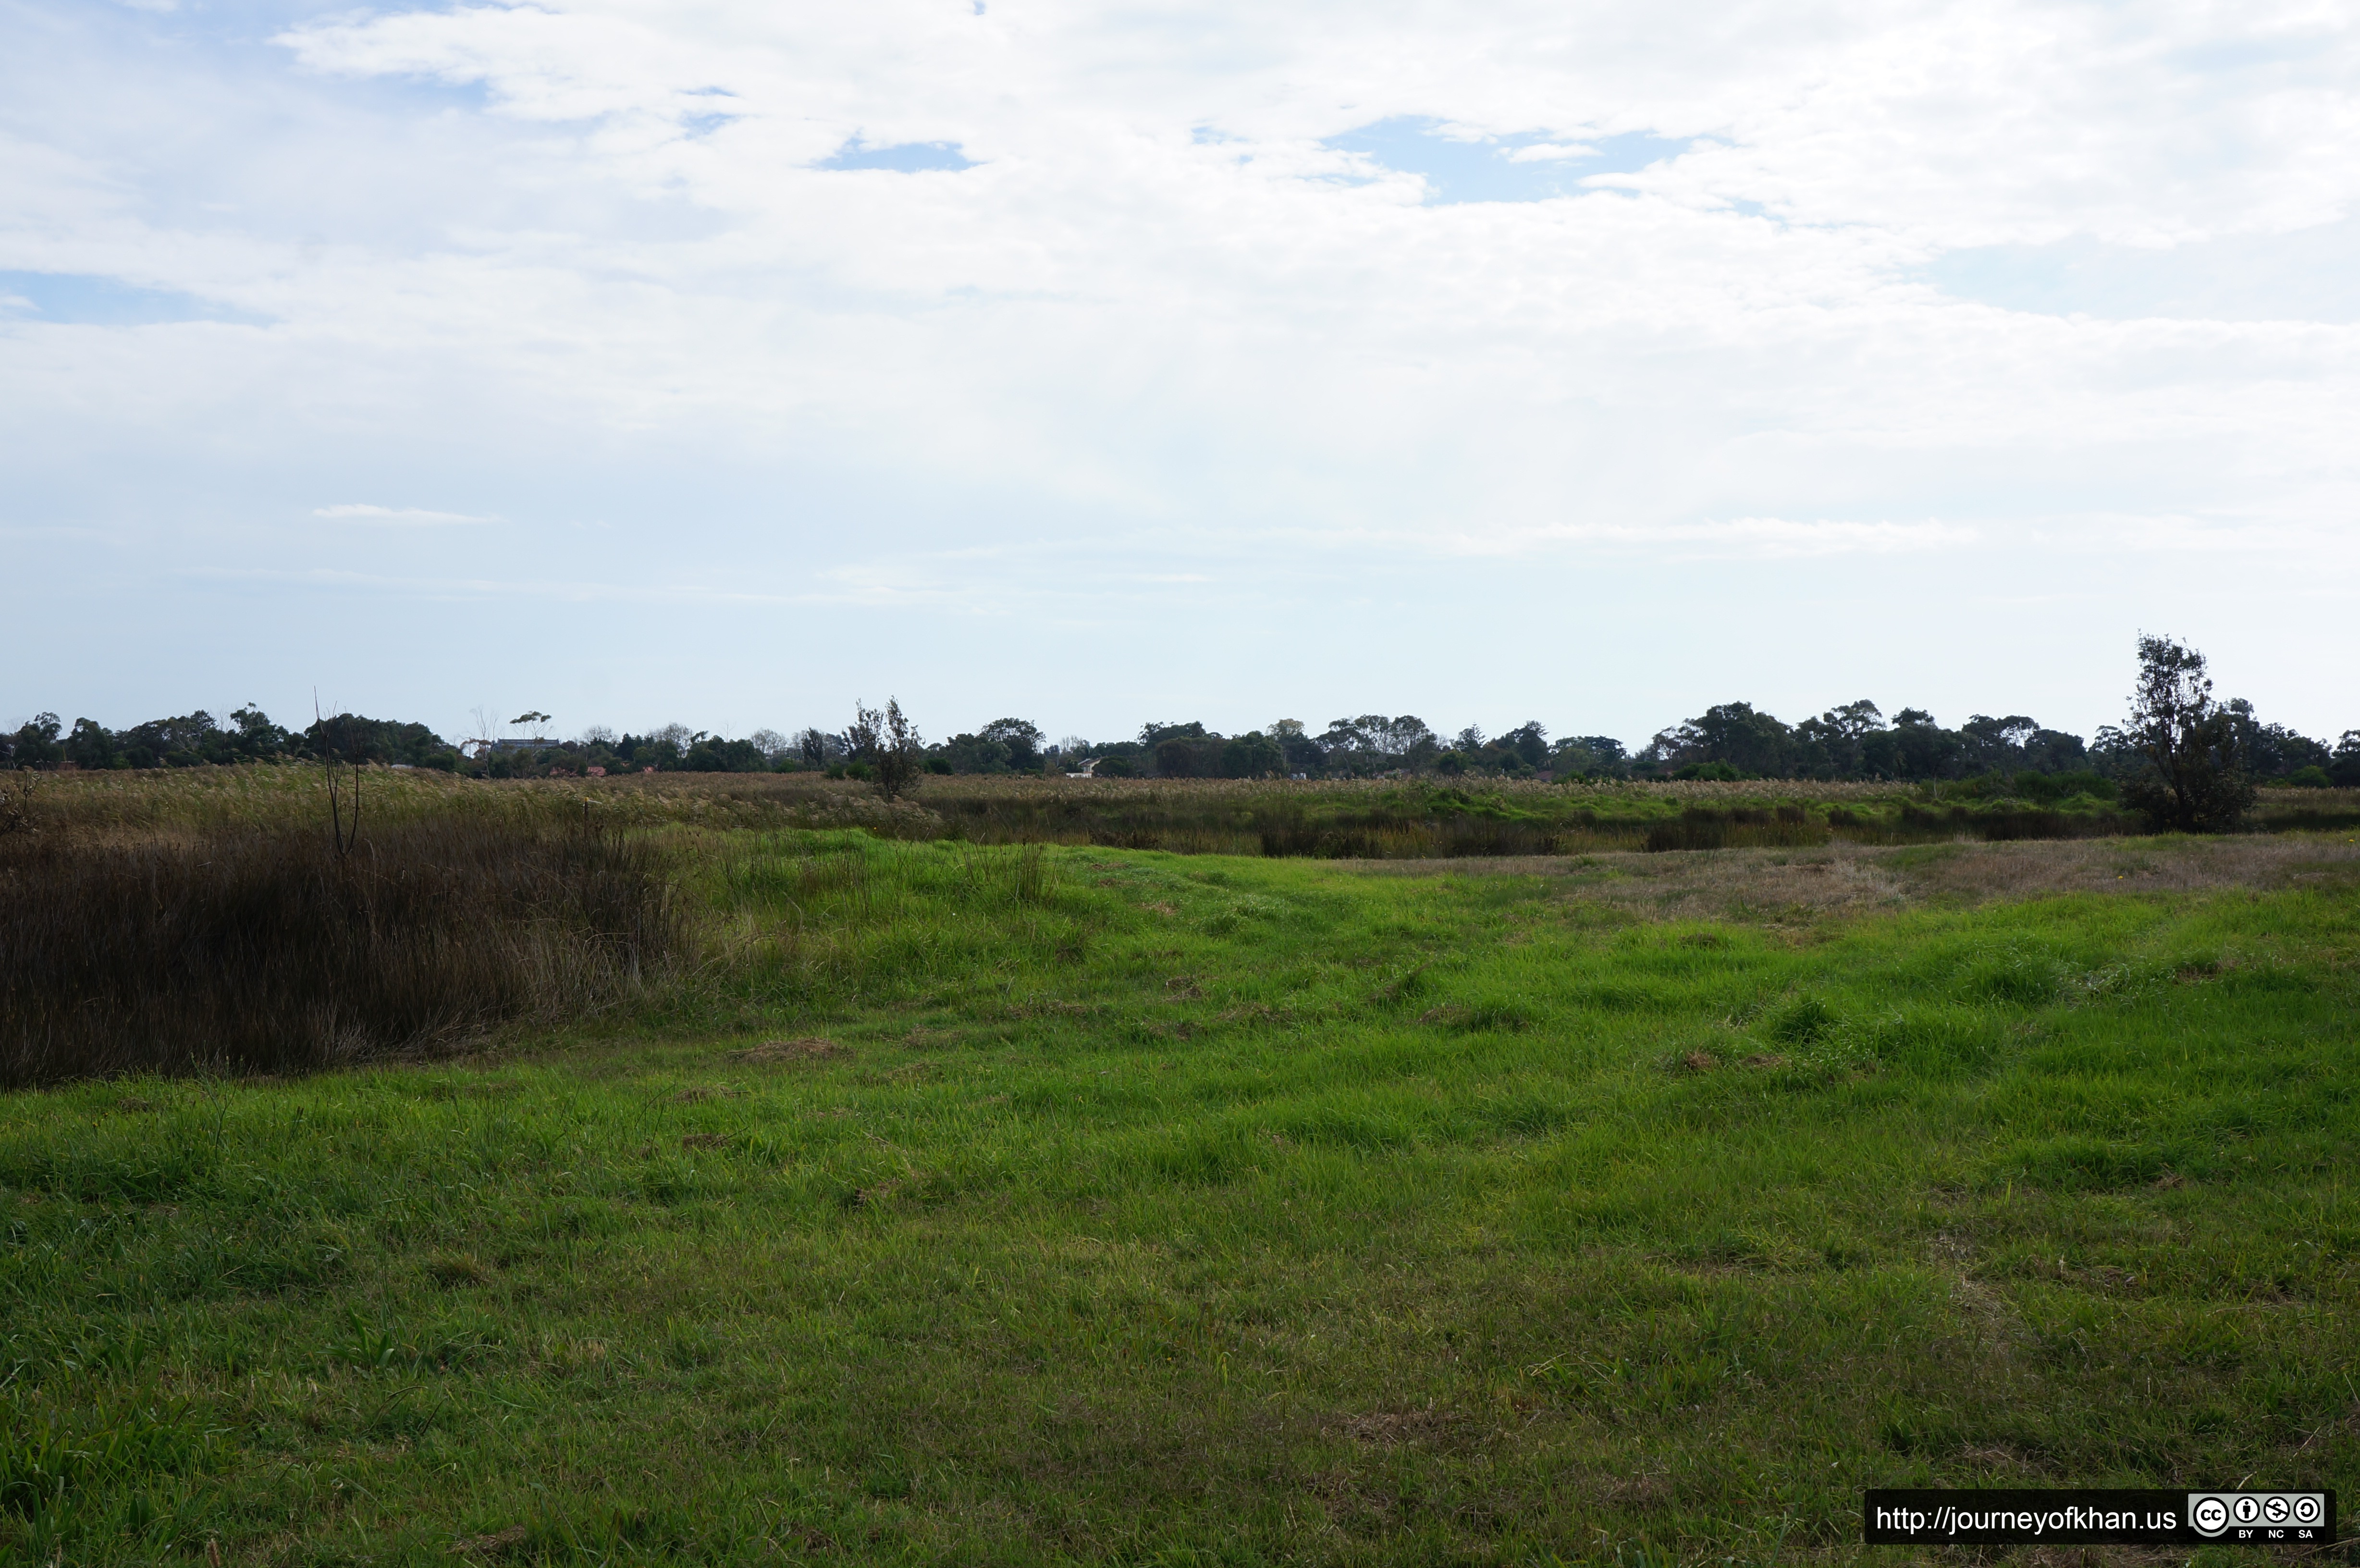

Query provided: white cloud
[1586,517,1979,559]
[2,0,2357,736]
[314,504,499,526]
[1505,143,1598,163]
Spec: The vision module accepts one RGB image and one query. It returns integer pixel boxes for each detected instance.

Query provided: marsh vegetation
[2,768,2356,1563]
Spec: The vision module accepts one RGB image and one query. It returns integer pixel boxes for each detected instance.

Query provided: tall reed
[0,814,680,1085]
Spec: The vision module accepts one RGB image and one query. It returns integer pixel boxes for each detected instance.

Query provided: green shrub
[2010,769,2117,803]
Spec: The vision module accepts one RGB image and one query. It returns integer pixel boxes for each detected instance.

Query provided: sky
[4,0,2358,751]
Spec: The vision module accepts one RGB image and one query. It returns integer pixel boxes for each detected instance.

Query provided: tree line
[0,708,454,772]
[9,638,2354,806]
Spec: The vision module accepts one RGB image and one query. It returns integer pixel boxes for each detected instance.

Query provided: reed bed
[0,766,2199,861]
[0,763,484,838]
[591,774,2137,854]
[0,814,680,1086]
[28,767,2351,855]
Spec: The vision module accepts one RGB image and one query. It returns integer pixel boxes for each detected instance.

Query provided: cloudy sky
[5,0,2357,748]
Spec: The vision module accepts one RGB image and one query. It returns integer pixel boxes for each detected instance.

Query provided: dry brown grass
[1343,833,2360,920]
[23,764,2356,830]
[0,814,681,1085]
[7,763,940,840]
[1333,1409,1468,1447]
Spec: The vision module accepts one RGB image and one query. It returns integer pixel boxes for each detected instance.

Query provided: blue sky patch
[675,87,741,138]
[817,139,975,173]
[0,272,265,326]
[1322,118,1688,204]
[1926,224,2360,321]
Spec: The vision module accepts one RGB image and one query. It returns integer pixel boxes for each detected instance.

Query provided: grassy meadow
[3,770,2359,1564]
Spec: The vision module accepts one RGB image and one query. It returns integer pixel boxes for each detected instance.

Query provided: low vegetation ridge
[11,765,2356,854]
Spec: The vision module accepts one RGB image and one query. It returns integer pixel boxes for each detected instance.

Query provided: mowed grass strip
[2,835,2356,1565]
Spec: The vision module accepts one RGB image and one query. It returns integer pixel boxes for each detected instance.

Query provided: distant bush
[1952,769,2119,804]
[684,736,768,772]
[846,699,923,799]
[2284,765,2333,789]
[2112,635,2255,833]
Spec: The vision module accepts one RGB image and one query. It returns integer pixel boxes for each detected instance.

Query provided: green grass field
[5,828,2359,1564]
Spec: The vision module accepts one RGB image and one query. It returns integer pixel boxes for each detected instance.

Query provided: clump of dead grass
[1334,1408,1468,1447]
